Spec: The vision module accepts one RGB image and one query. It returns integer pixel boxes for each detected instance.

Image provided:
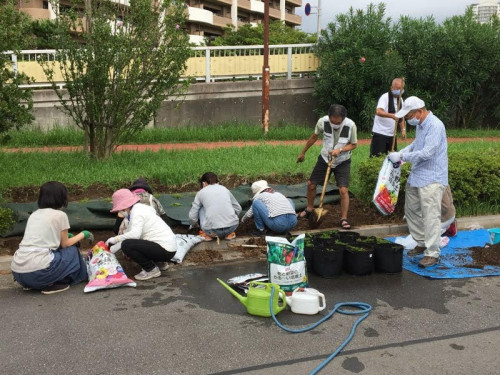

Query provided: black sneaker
[250,229,267,237]
[41,284,70,295]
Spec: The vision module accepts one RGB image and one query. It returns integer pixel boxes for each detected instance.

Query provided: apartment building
[15,0,303,45]
[472,0,500,24]
[185,0,302,44]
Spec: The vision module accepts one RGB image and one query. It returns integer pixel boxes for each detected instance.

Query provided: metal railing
[3,43,318,87]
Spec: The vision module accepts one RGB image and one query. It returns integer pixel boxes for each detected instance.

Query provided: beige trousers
[405,183,445,258]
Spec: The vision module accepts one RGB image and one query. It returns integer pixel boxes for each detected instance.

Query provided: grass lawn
[1,139,498,216]
[1,124,499,148]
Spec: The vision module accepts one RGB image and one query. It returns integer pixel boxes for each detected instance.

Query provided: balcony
[286,0,302,6]
[213,14,233,28]
[238,0,251,11]
[269,7,281,19]
[285,13,301,26]
[19,8,52,20]
[211,0,233,5]
[188,6,214,25]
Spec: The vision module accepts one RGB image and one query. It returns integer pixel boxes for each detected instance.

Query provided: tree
[394,9,500,128]
[314,3,404,129]
[40,0,191,159]
[210,20,317,46]
[0,0,34,135]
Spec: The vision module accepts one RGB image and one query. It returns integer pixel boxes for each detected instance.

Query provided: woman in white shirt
[105,189,177,281]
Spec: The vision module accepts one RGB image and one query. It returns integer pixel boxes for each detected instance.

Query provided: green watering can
[217,278,287,317]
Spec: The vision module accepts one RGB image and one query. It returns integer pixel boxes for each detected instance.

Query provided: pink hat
[110,189,140,212]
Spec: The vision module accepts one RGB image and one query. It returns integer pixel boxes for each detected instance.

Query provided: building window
[43,1,49,9]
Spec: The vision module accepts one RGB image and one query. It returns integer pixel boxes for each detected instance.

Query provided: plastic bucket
[488,228,500,245]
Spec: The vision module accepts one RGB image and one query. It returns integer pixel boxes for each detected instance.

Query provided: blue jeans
[199,207,238,238]
[252,199,297,233]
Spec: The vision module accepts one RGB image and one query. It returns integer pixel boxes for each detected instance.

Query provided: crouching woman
[106,189,177,281]
[11,181,90,295]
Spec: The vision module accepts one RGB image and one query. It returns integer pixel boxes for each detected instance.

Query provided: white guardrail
[2,43,317,88]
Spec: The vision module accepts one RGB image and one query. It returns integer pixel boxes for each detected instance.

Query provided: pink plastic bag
[84,241,136,293]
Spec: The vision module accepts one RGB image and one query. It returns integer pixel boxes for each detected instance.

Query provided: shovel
[310,155,334,228]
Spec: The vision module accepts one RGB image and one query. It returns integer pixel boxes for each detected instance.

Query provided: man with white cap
[388,96,448,268]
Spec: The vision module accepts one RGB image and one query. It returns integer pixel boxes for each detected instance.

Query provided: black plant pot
[343,245,374,275]
[337,231,360,244]
[304,244,314,272]
[374,243,404,273]
[312,245,344,278]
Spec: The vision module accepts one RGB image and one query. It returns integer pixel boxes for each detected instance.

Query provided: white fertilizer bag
[266,234,307,293]
[373,157,401,215]
[171,234,204,263]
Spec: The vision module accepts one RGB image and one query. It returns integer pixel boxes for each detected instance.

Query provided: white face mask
[119,210,129,218]
[407,118,419,126]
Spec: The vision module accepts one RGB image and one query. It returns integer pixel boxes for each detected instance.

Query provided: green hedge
[357,151,500,215]
[0,206,15,235]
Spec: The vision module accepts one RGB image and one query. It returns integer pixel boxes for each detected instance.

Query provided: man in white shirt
[370,78,407,157]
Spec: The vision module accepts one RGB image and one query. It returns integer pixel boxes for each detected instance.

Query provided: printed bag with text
[84,241,136,293]
[373,157,401,215]
[266,234,307,293]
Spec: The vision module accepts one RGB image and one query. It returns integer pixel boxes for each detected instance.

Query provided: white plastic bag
[171,234,203,263]
[373,157,401,215]
[84,241,136,293]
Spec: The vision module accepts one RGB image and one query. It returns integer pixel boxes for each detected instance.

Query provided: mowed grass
[1,140,499,211]
[1,124,499,148]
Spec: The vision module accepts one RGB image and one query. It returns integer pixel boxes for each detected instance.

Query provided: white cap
[251,180,270,198]
[394,96,425,118]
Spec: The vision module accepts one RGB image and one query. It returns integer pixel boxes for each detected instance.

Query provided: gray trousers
[405,183,445,258]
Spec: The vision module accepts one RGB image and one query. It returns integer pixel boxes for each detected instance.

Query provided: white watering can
[286,288,326,315]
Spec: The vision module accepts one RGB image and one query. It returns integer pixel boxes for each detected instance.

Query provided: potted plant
[304,234,314,272]
[343,243,374,275]
[373,239,404,273]
[337,231,360,244]
[313,243,345,278]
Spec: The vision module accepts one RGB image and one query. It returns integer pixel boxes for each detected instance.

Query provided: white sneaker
[156,262,170,271]
[134,266,161,280]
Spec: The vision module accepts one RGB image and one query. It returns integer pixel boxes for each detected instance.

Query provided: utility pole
[317,0,321,40]
[262,0,270,134]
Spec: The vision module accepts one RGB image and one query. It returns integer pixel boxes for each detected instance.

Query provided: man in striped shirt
[389,96,448,268]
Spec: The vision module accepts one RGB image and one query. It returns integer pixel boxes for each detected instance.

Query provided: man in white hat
[388,96,448,268]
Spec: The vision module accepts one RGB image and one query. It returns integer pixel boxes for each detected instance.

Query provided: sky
[296,0,478,33]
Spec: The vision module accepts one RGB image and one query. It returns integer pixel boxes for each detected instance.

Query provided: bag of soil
[171,234,204,263]
[84,241,136,293]
[266,234,307,293]
[373,157,401,215]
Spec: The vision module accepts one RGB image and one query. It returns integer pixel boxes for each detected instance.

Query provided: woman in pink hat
[105,189,177,281]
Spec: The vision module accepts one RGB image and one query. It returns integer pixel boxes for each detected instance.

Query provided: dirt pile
[469,243,500,268]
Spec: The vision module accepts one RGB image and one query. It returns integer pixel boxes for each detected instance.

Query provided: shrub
[357,151,500,215]
[0,206,15,235]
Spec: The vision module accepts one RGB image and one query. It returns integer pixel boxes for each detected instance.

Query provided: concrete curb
[2,215,500,273]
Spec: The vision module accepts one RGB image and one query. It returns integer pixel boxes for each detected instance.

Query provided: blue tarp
[389,229,500,279]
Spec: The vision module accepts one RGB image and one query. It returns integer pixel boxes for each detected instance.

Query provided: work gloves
[388,152,402,163]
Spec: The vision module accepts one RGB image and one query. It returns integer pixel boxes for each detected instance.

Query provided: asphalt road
[1,259,499,375]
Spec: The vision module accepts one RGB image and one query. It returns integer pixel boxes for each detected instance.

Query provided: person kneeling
[241,180,297,237]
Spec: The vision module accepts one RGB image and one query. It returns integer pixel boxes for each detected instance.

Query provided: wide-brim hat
[251,180,270,199]
[128,178,153,194]
[394,96,425,118]
[110,189,140,212]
